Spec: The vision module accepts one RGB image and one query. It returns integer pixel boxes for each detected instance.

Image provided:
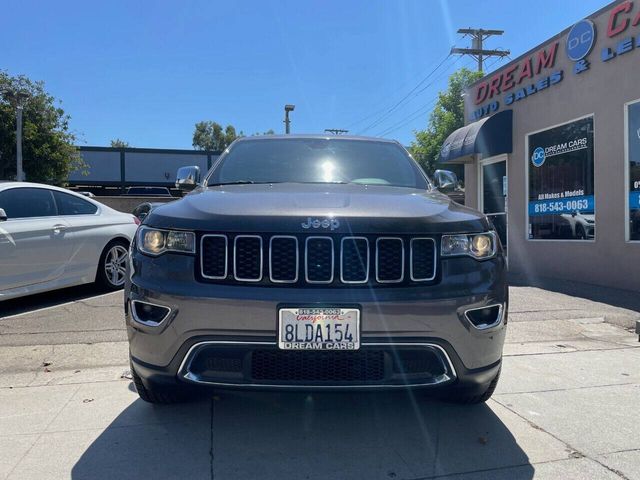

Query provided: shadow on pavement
[0,284,113,318]
[72,390,534,480]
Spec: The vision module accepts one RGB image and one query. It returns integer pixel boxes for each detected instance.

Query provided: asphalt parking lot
[1,285,639,480]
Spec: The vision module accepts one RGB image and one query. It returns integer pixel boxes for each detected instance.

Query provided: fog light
[131,300,171,326]
[464,304,504,330]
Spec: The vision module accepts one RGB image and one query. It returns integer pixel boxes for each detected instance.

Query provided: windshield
[206,138,430,189]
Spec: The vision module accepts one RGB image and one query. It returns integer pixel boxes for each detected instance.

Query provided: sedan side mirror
[433,169,458,193]
[175,166,201,192]
[0,208,7,222]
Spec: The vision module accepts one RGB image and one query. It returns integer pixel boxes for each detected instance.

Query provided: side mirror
[175,166,201,192]
[0,208,7,222]
[433,169,458,192]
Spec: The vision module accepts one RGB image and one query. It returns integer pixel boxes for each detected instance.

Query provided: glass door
[480,156,507,251]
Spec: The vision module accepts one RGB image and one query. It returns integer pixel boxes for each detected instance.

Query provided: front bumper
[126,251,507,390]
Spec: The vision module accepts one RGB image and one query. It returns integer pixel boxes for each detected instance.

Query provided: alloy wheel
[104,244,128,287]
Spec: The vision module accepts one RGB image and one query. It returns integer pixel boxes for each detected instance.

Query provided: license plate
[278,307,360,350]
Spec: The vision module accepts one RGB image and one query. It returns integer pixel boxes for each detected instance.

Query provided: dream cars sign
[629,101,640,241]
[469,1,640,121]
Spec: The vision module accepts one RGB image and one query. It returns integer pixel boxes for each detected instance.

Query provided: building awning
[439,110,513,164]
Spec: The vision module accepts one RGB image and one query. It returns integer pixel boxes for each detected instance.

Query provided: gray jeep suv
[126,135,507,404]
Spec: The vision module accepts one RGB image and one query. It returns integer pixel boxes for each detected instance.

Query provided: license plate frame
[278,307,361,351]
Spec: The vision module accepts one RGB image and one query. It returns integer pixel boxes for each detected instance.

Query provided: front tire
[97,240,129,290]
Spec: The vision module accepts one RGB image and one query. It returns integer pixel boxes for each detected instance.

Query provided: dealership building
[440,0,640,291]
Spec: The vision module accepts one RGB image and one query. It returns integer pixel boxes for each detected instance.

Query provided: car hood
[145,183,490,234]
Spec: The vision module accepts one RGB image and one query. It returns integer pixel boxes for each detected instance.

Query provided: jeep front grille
[199,234,437,287]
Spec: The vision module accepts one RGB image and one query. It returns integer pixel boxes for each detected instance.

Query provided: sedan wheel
[98,241,129,289]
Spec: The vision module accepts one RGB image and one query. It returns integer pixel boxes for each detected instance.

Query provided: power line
[373,56,468,137]
[344,54,455,132]
[376,98,439,137]
[411,54,465,96]
[375,58,476,138]
[357,53,453,135]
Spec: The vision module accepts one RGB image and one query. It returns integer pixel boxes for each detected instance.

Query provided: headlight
[441,232,497,260]
[137,227,195,256]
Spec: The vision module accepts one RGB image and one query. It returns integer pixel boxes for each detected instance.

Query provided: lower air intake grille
[251,350,385,382]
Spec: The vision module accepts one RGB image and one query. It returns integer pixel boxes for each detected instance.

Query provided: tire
[439,368,501,405]
[576,225,586,240]
[97,239,129,290]
[130,363,188,404]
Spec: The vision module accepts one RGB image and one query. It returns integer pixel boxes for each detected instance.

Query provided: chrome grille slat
[340,237,369,284]
[410,238,437,281]
[201,234,228,279]
[200,234,437,285]
[305,236,334,284]
[376,237,404,283]
[234,235,263,282]
[269,236,298,283]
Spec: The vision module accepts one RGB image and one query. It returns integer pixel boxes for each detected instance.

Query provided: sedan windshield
[207,138,429,189]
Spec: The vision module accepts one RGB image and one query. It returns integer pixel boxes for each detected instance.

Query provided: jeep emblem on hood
[301,217,340,230]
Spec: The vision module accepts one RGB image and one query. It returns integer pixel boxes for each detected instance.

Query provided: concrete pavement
[0,285,639,479]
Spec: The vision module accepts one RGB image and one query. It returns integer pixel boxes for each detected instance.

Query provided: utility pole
[324,129,349,135]
[16,103,24,181]
[1,90,30,181]
[284,104,295,134]
[450,29,510,72]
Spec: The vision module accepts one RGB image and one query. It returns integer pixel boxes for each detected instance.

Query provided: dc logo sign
[532,147,546,167]
[566,19,596,61]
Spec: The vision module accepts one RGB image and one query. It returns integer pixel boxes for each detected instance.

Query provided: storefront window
[628,101,640,241]
[527,116,595,240]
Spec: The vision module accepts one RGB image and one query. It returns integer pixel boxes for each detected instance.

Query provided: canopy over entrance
[439,110,513,164]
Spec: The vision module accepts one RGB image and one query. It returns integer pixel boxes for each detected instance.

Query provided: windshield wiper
[208,180,283,186]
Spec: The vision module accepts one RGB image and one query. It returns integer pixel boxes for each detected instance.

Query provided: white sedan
[0,182,139,301]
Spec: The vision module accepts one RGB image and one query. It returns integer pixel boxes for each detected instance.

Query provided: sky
[2,0,608,149]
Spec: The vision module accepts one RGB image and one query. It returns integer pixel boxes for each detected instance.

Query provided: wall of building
[464,0,640,291]
[69,147,220,188]
[97,196,175,214]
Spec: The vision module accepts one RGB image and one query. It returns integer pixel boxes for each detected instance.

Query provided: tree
[110,138,130,148]
[192,121,239,151]
[253,129,275,136]
[0,72,82,184]
[409,68,483,176]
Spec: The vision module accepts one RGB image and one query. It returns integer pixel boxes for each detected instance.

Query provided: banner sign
[528,117,595,239]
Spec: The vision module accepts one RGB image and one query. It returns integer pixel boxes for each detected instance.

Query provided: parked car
[126,135,507,405]
[124,186,172,197]
[0,182,139,301]
[560,211,595,239]
[132,202,166,222]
